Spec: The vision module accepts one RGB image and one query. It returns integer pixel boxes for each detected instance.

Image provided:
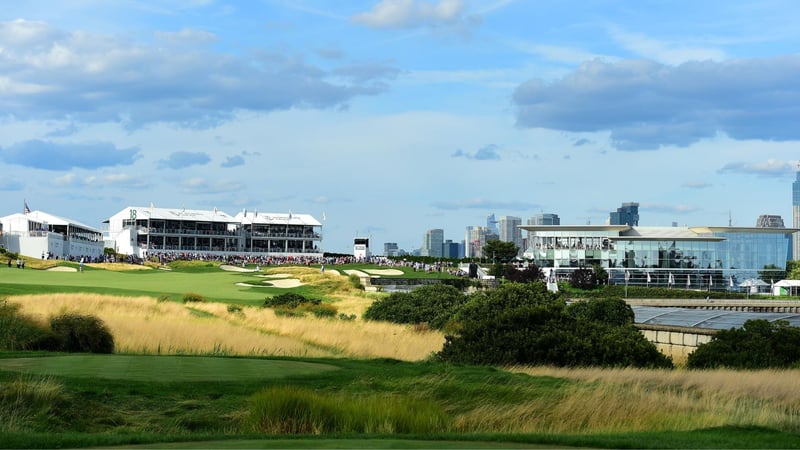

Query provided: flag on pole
[709,275,713,287]
[322,211,326,221]
[24,200,30,214]
[668,272,675,286]
[729,276,734,288]
[646,272,652,284]
[686,274,691,288]
[625,269,630,283]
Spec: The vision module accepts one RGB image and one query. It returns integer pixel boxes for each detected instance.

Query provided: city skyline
[1,1,799,253]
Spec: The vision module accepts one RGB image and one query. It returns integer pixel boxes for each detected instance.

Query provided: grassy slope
[0,264,366,305]
[2,354,799,449]
[2,263,800,448]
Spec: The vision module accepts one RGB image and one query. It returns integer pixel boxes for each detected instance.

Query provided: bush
[265,293,334,318]
[503,264,543,283]
[182,292,206,303]
[50,314,115,354]
[348,274,364,290]
[227,304,244,314]
[0,301,58,351]
[687,319,800,369]
[264,293,320,309]
[364,284,467,330]
[565,297,635,327]
[308,303,337,318]
[437,283,672,368]
[569,267,598,289]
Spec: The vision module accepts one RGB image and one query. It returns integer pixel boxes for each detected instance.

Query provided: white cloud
[352,0,476,30]
[718,159,797,178]
[609,26,726,65]
[513,56,800,150]
[0,20,398,128]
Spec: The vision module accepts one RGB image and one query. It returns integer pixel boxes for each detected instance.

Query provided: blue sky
[1,0,799,254]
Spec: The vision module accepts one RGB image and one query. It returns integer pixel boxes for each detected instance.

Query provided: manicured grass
[0,355,337,382]
[0,266,326,305]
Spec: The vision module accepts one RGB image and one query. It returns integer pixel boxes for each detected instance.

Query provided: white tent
[739,278,768,294]
[774,279,800,296]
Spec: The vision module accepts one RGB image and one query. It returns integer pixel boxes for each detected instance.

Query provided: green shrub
[0,301,58,351]
[348,274,364,290]
[687,320,800,369]
[182,292,206,303]
[437,283,672,368]
[338,313,357,321]
[264,293,320,309]
[50,314,115,354]
[363,284,467,330]
[248,386,448,434]
[308,303,337,318]
[569,267,598,289]
[274,308,305,318]
[227,304,244,314]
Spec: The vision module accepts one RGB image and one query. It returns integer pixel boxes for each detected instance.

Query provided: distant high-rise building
[498,215,522,255]
[756,215,785,228]
[442,239,462,259]
[384,242,400,257]
[421,228,444,257]
[465,225,495,259]
[609,202,640,226]
[529,213,560,225]
[486,213,498,235]
[794,170,800,260]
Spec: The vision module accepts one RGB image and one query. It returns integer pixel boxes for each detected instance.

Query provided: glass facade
[522,226,791,290]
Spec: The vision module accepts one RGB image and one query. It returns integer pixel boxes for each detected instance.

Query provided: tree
[592,264,609,285]
[482,240,519,263]
[503,263,543,283]
[687,320,800,369]
[758,264,786,282]
[569,267,597,289]
[364,284,467,330]
[437,283,672,368]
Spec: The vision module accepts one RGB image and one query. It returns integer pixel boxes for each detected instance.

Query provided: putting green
[0,355,338,382]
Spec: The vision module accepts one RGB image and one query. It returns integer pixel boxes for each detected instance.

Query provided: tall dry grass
[461,366,800,434]
[8,293,443,360]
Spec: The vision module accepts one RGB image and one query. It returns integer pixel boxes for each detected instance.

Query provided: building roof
[116,206,238,223]
[634,305,800,330]
[2,211,100,232]
[235,211,321,227]
[519,224,798,239]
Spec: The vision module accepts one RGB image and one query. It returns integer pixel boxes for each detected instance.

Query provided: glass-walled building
[521,225,794,289]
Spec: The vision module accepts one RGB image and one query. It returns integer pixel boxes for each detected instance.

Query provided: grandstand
[0,210,104,260]
[105,206,322,258]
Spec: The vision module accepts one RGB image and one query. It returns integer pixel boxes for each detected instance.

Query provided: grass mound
[248,386,448,434]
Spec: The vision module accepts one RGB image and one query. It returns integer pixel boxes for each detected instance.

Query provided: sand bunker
[236,278,303,289]
[257,273,292,279]
[47,266,78,272]
[343,269,369,277]
[219,264,256,272]
[365,269,403,276]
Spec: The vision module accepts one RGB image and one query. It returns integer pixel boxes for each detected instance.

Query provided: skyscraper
[793,170,800,259]
[756,215,785,228]
[421,228,444,257]
[529,213,560,225]
[486,213,498,235]
[609,202,640,226]
[498,215,522,254]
